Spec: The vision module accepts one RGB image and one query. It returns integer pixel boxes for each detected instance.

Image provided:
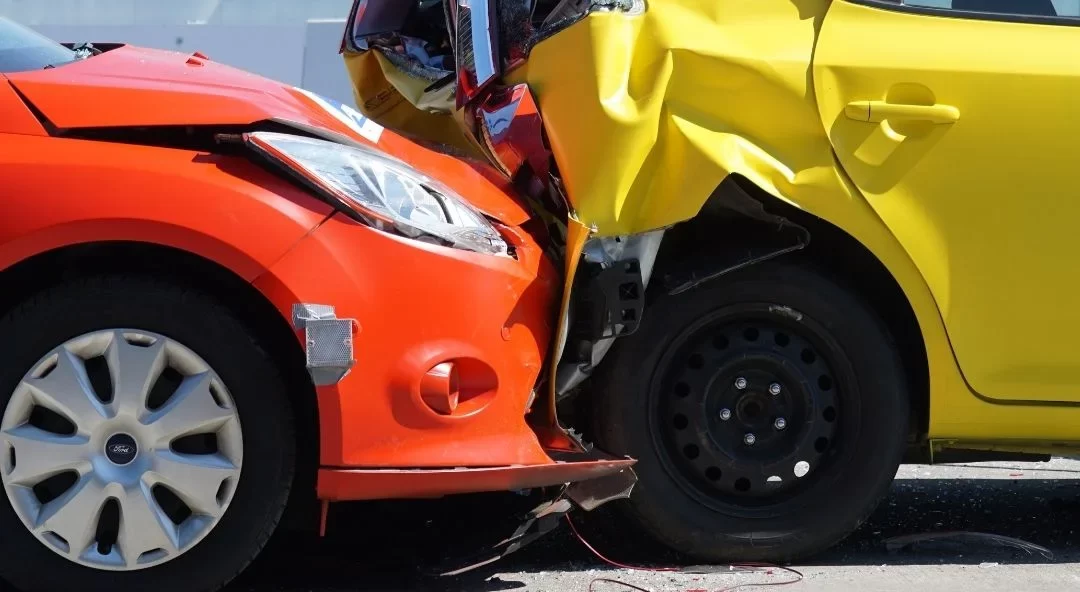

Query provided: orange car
[0,18,632,592]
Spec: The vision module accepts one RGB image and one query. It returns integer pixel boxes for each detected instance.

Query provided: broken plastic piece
[431,463,637,576]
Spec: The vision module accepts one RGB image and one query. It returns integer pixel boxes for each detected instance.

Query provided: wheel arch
[649,174,931,441]
[0,239,321,529]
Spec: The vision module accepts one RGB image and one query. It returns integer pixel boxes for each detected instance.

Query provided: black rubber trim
[845,0,1080,27]
[8,85,57,134]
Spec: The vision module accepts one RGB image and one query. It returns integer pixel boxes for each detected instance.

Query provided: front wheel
[594,262,908,562]
[0,276,295,592]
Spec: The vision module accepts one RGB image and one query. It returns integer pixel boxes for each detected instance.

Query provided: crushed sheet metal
[343,49,479,156]
[340,0,642,157]
[514,1,839,236]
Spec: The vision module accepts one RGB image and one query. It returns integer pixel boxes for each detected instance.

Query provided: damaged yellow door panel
[512,0,842,236]
[814,0,1080,404]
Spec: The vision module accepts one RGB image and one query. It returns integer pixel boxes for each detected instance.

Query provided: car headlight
[246,131,510,257]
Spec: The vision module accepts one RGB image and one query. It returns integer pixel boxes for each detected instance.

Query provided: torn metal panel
[342,0,473,153]
[343,48,474,154]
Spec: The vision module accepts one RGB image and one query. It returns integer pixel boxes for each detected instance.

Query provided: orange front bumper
[254,212,629,500]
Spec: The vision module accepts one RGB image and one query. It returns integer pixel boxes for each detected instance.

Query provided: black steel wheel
[594,262,908,562]
[656,309,845,508]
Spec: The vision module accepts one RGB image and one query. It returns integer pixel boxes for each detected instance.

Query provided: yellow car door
[814,0,1080,403]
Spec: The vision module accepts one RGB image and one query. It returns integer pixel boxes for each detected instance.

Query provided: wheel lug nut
[735,377,748,390]
[720,408,732,421]
[744,433,757,446]
[769,383,782,395]
[774,417,787,430]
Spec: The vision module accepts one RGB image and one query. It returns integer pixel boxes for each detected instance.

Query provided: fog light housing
[420,362,460,415]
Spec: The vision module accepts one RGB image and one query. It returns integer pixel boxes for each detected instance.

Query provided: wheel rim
[0,329,243,571]
[651,304,846,510]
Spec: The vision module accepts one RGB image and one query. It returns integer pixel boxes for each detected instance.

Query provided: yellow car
[342,0,1079,562]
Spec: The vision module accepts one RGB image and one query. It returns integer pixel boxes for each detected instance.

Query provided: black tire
[593,262,908,562]
[0,276,295,592]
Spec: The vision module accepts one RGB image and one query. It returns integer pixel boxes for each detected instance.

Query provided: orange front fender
[0,134,333,280]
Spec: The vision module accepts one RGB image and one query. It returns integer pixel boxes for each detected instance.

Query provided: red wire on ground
[566,514,804,592]
[566,514,679,573]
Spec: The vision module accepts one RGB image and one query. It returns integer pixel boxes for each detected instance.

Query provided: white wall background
[2,1,356,104]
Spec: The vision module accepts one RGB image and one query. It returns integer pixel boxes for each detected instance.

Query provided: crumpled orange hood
[5,44,532,226]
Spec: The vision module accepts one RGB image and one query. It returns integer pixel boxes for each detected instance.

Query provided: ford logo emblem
[109,444,134,455]
[104,434,138,465]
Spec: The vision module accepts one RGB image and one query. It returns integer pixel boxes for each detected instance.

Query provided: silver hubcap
[0,330,243,571]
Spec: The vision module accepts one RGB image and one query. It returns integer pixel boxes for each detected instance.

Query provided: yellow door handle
[845,100,960,124]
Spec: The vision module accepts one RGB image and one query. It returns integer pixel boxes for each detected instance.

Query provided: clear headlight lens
[247,132,509,256]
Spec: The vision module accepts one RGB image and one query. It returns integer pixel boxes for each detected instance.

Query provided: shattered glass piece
[592,0,635,12]
[380,44,454,84]
[540,0,591,28]
[498,0,537,70]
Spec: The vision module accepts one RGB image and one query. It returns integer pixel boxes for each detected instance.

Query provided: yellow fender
[517,0,1080,447]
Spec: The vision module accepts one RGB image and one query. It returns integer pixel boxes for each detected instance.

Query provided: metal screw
[720,408,732,421]
[735,377,748,390]
[744,433,757,446]
[769,383,782,395]
[774,417,787,430]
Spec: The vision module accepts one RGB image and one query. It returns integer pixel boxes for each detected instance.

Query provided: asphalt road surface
[231,459,1080,592]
